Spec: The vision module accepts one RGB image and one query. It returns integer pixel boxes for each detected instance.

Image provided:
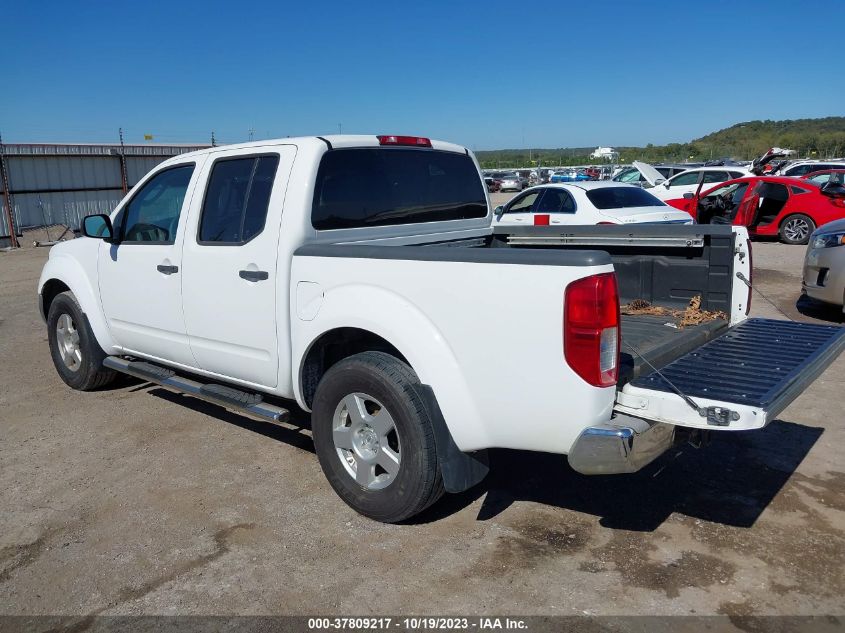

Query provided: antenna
[211,131,216,147]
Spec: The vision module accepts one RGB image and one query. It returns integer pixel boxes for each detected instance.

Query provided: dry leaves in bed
[621,295,728,328]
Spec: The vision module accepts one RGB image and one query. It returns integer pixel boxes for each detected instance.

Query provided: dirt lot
[1,232,844,620]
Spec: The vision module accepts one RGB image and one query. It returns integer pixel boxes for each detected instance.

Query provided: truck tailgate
[614,318,845,430]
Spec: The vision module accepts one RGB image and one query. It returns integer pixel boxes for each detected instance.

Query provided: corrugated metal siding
[0,205,10,239]
[0,143,207,233]
[126,156,168,187]
[7,156,121,191]
[13,190,125,231]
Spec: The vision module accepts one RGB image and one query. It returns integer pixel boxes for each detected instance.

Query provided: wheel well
[301,328,407,408]
[41,279,70,319]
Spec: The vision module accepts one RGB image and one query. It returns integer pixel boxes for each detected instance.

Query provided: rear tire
[47,292,116,391]
[311,351,444,523]
[779,214,815,245]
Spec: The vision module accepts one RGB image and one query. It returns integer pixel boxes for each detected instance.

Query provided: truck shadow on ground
[147,387,316,455]
[141,383,820,533]
[417,419,822,531]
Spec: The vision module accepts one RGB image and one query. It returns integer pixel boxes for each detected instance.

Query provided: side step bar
[103,357,290,424]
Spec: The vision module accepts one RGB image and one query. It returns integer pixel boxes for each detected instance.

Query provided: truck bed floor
[619,314,729,384]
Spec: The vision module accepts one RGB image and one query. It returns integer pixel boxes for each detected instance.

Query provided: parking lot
[1,230,844,618]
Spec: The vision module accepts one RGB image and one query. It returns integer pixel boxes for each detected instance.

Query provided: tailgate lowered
[614,318,845,430]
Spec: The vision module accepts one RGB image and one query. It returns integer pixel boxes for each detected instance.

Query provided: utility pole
[118,128,128,195]
[248,127,255,142]
[338,123,343,135]
[211,131,216,147]
[0,133,18,248]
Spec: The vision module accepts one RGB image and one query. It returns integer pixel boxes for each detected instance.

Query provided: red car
[668,176,845,244]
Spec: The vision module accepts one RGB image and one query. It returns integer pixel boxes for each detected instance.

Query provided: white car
[640,162,750,203]
[492,182,693,226]
[775,160,845,178]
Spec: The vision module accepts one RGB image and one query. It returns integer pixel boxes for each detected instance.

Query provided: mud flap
[420,384,489,493]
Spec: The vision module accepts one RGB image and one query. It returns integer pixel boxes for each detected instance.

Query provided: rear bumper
[567,414,675,475]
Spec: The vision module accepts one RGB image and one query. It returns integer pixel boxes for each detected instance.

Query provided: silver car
[802,217,845,311]
[497,172,526,192]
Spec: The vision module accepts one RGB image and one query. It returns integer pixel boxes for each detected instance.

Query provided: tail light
[829,197,845,209]
[377,135,432,147]
[564,273,620,387]
[534,214,550,226]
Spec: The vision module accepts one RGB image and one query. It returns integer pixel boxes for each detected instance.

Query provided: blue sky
[3,1,843,149]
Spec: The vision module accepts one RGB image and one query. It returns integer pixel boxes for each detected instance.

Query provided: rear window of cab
[311,148,487,230]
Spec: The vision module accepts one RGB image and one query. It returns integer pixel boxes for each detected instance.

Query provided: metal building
[0,142,208,245]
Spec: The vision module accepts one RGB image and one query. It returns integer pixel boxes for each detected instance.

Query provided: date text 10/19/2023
[307,617,528,630]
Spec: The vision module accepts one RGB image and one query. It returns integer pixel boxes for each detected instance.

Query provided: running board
[103,357,290,424]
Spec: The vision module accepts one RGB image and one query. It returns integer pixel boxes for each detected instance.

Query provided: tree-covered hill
[475,117,845,169]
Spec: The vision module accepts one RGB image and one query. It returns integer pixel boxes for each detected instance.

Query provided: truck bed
[619,314,729,385]
[489,224,739,386]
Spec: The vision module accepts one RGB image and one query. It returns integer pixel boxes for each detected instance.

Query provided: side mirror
[683,192,695,200]
[82,214,114,240]
[662,181,669,188]
[494,205,505,219]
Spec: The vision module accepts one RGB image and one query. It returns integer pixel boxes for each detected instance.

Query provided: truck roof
[166,135,470,163]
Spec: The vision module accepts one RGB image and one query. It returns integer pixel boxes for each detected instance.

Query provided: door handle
[157,264,179,275]
[239,270,269,282]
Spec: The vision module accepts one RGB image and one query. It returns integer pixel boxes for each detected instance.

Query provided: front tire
[47,292,116,391]
[779,214,815,245]
[311,351,444,523]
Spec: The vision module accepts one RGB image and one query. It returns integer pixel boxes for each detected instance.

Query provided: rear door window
[199,155,279,244]
[667,171,701,187]
[535,188,576,213]
[703,171,730,184]
[312,148,486,230]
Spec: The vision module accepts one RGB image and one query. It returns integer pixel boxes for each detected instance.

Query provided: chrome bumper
[567,414,675,475]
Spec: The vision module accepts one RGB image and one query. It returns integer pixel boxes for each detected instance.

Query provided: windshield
[312,148,487,230]
[585,186,665,209]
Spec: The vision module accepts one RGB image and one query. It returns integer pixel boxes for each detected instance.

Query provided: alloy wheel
[332,392,401,490]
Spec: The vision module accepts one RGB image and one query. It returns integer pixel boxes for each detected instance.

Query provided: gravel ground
[1,231,843,620]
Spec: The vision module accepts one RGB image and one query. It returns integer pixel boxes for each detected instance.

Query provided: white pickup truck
[38,134,845,522]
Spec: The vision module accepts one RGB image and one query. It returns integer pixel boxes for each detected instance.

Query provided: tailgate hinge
[616,391,648,410]
[699,406,740,427]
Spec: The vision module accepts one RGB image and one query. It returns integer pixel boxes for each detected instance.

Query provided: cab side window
[121,164,195,243]
[199,155,279,244]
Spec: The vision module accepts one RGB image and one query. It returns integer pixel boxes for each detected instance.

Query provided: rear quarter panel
[291,250,617,454]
